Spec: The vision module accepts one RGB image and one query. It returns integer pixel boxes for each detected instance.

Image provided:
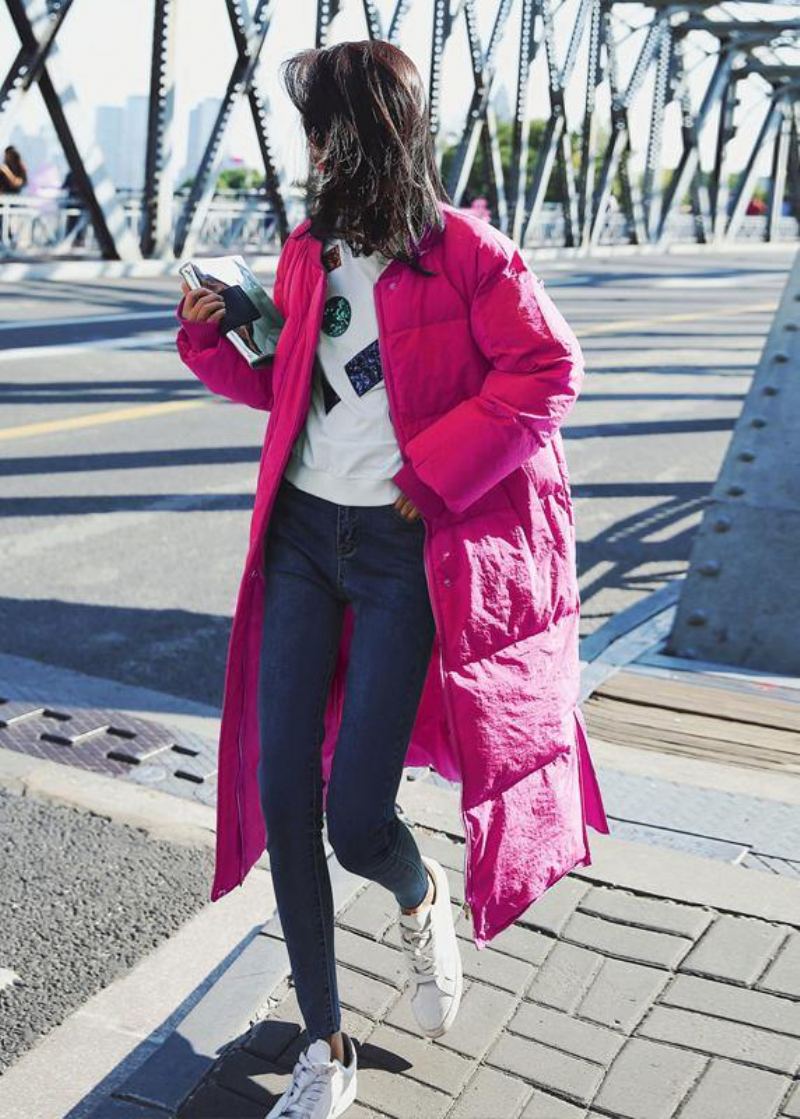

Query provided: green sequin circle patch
[322,295,351,337]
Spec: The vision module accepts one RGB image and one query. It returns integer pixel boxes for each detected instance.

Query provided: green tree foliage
[440,119,586,205]
[178,168,266,193]
[217,168,266,191]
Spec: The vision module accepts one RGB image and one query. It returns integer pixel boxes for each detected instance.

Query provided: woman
[176,39,607,1119]
[0,145,27,193]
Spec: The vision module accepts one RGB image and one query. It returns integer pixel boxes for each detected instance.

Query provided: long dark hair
[281,40,449,274]
[3,146,27,184]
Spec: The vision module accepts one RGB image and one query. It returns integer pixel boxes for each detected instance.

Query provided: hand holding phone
[177,255,282,368]
[180,280,225,325]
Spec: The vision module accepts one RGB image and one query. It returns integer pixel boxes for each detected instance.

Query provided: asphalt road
[0,249,793,712]
[0,787,215,1071]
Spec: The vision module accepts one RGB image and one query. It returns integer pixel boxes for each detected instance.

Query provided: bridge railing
[0,191,283,260]
[1,191,797,260]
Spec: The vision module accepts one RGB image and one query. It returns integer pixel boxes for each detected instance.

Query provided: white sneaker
[398,855,464,1038]
[265,1031,357,1118]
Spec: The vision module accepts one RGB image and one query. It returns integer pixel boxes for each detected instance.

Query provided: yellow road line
[579,300,777,336]
[0,398,209,442]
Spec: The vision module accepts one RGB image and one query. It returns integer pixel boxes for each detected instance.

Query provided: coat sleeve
[174,241,290,411]
[391,243,584,517]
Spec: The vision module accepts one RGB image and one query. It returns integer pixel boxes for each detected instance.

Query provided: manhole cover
[0,698,218,806]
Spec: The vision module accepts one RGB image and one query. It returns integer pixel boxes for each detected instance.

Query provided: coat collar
[289,200,448,267]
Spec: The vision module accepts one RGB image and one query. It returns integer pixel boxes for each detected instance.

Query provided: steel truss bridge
[1,0,799,260]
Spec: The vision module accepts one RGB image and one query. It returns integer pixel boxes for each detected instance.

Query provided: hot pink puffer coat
[175,201,609,949]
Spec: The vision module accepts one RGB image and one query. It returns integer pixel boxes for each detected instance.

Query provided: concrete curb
[589,733,800,806]
[0,747,218,850]
[104,854,364,1119]
[579,581,680,666]
[579,599,678,702]
[576,833,800,927]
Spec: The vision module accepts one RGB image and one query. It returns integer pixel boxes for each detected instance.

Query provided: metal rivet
[699,560,721,576]
[688,611,707,627]
[713,518,731,533]
[727,485,745,496]
[443,578,452,587]
[784,322,797,331]
[763,385,779,396]
[750,417,766,428]
[772,352,789,363]
[737,451,755,462]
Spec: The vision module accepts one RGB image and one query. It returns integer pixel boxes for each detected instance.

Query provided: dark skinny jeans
[257,475,436,1041]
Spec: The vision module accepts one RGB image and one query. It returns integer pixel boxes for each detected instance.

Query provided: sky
[1,0,797,192]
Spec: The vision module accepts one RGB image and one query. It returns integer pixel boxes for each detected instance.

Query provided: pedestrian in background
[176,38,607,1119]
[0,145,27,193]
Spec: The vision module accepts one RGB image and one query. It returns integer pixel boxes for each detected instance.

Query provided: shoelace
[399,916,437,979]
[277,1049,335,1118]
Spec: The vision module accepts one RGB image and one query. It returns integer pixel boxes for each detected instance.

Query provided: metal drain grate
[0,697,218,806]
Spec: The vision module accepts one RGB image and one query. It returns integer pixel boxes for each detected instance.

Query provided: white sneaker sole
[418,942,463,1038]
[332,1070,358,1117]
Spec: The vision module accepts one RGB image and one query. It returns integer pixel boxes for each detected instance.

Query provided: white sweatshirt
[283,235,405,505]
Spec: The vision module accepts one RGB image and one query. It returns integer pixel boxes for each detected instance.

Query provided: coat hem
[469,708,607,950]
[470,844,594,951]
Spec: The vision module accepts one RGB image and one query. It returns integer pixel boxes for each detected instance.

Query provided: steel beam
[173,0,284,258]
[766,101,791,243]
[726,95,785,241]
[656,48,734,245]
[577,0,602,247]
[521,0,589,246]
[141,0,177,259]
[668,248,800,675]
[709,73,738,242]
[5,0,141,260]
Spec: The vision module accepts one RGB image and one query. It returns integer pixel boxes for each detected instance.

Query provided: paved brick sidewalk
[178,826,800,1119]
